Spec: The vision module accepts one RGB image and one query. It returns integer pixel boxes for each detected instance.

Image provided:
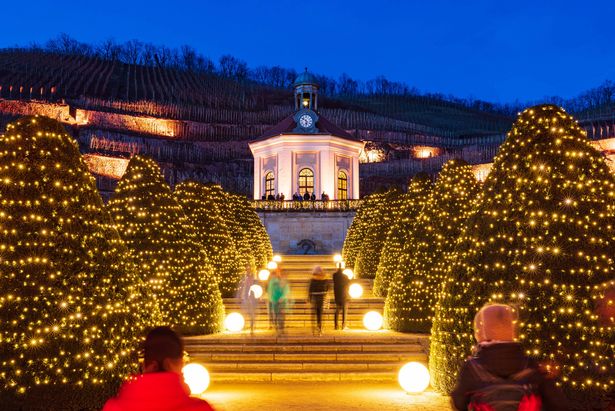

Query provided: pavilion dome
[293,69,319,87]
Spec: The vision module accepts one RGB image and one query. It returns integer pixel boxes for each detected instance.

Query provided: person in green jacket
[267,268,290,335]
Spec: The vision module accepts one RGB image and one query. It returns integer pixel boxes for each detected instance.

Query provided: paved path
[200,382,451,411]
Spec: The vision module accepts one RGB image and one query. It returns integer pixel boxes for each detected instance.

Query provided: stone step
[206,371,398,382]
[185,343,422,353]
[205,360,420,372]
[190,352,425,363]
[184,333,425,345]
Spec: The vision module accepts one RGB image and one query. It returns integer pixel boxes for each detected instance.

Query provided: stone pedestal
[257,211,355,254]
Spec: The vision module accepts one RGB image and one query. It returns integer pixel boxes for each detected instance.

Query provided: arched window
[265,172,275,198]
[298,168,314,196]
[337,170,348,200]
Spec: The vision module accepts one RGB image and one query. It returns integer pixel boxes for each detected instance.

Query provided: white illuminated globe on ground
[398,362,430,393]
[224,312,245,332]
[258,269,270,281]
[267,261,278,270]
[333,254,343,263]
[363,311,383,331]
[249,284,263,299]
[348,283,363,298]
[273,255,282,262]
[182,363,210,395]
[342,268,354,280]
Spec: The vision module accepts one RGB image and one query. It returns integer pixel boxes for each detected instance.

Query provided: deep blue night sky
[1,0,613,103]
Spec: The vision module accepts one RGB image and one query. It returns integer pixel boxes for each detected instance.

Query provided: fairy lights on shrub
[0,116,156,409]
[429,105,615,409]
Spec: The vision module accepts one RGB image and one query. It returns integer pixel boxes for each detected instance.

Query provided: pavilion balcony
[251,199,362,212]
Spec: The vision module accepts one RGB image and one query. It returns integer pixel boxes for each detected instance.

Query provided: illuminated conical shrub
[429,105,615,409]
[342,196,369,267]
[353,188,401,279]
[0,116,153,410]
[373,174,432,297]
[108,156,223,335]
[226,192,272,272]
[175,181,243,298]
[385,160,480,332]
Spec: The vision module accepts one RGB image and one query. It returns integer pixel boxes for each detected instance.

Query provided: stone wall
[257,211,355,254]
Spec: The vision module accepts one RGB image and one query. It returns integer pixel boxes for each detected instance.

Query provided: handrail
[252,199,361,212]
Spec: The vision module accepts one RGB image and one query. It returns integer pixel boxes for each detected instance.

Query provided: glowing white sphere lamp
[348,283,363,299]
[398,362,430,393]
[273,255,282,263]
[363,311,383,331]
[249,284,263,299]
[224,312,245,332]
[342,268,354,280]
[258,269,270,281]
[182,363,210,394]
[267,261,278,270]
[333,254,343,263]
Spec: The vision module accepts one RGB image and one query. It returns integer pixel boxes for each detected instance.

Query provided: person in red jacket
[102,326,215,411]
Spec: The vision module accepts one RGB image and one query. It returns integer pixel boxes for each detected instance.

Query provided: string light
[174,181,243,298]
[429,105,615,409]
[0,116,156,408]
[373,174,432,297]
[343,188,402,279]
[386,159,481,333]
[107,155,224,336]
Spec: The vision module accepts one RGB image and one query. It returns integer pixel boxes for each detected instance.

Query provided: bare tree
[121,39,143,65]
[219,55,248,80]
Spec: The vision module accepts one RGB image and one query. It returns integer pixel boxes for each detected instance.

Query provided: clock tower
[294,67,318,111]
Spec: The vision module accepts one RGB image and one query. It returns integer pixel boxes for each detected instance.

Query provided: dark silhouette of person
[308,266,329,335]
[333,267,350,330]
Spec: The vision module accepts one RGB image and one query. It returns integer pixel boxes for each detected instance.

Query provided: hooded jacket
[451,342,569,411]
[102,372,215,411]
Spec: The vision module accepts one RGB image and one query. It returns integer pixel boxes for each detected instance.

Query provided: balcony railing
[252,199,362,212]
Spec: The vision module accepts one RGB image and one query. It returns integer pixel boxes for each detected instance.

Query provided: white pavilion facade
[249,70,364,201]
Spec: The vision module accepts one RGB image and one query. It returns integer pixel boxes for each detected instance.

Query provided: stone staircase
[184,331,428,382]
[184,254,429,382]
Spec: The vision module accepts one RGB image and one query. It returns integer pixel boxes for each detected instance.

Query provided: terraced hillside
[0,49,515,196]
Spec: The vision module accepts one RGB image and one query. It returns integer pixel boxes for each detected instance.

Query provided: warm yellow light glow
[267,261,278,270]
[349,283,363,298]
[182,363,210,395]
[363,311,383,331]
[413,146,441,159]
[82,154,129,179]
[342,268,354,280]
[224,312,245,332]
[258,269,271,281]
[249,284,263,299]
[398,362,430,393]
[273,255,282,263]
[333,254,343,263]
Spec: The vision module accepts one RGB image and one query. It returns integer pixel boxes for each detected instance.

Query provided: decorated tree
[429,105,615,409]
[342,196,369,266]
[385,160,480,332]
[353,188,402,279]
[373,174,432,297]
[0,116,154,410]
[108,156,223,335]
[175,181,243,298]
[226,192,272,271]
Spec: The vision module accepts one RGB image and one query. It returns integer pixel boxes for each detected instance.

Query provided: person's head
[312,266,325,279]
[474,303,518,343]
[142,326,184,374]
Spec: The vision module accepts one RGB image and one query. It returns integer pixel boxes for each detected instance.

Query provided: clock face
[299,114,313,128]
